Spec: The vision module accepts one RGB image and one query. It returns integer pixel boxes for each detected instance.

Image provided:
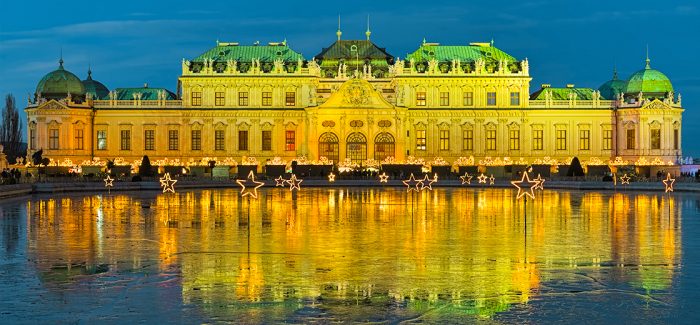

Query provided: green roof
[624,59,673,95]
[315,40,393,63]
[82,69,110,100]
[113,87,176,100]
[191,42,304,63]
[36,59,86,100]
[406,43,517,63]
[598,69,627,100]
[530,87,596,100]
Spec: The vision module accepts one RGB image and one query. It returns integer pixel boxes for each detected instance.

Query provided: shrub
[139,155,153,177]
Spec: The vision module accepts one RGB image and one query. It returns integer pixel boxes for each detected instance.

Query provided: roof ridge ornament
[645,44,651,69]
[365,14,371,41]
[337,14,342,41]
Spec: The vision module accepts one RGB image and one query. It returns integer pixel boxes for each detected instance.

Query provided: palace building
[24,29,684,168]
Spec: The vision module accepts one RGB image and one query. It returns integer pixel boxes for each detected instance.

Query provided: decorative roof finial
[613,65,617,80]
[336,15,342,41]
[491,38,494,47]
[645,44,651,69]
[365,14,371,41]
[422,37,426,45]
[59,47,64,69]
[87,63,92,80]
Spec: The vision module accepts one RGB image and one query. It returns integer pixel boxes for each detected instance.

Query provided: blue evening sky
[1,0,698,155]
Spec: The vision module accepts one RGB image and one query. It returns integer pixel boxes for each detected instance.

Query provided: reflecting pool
[1,188,698,323]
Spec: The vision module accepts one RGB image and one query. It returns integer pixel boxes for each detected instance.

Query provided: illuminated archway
[346,132,367,164]
[374,132,395,161]
[318,132,339,163]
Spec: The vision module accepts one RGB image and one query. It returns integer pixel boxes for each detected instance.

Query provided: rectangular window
[533,130,543,150]
[144,130,155,151]
[238,92,249,106]
[285,92,295,106]
[262,131,272,151]
[285,130,295,151]
[509,129,520,151]
[463,92,473,106]
[168,130,178,151]
[30,129,36,150]
[120,130,131,151]
[651,129,661,150]
[49,128,59,150]
[487,92,497,106]
[238,130,248,151]
[97,130,107,150]
[603,130,612,150]
[674,129,679,150]
[510,92,520,106]
[439,130,449,151]
[262,91,272,106]
[462,129,473,151]
[416,92,426,106]
[74,129,84,150]
[626,129,636,150]
[191,92,202,106]
[215,92,225,106]
[556,130,567,150]
[191,130,201,151]
[416,130,426,151]
[440,92,449,106]
[215,130,225,151]
[486,130,497,150]
[579,130,590,150]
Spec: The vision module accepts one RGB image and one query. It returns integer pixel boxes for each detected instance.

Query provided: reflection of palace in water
[24,188,681,319]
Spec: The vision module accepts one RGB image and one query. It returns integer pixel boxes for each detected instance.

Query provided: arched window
[374,132,395,161]
[346,132,367,164]
[318,132,339,163]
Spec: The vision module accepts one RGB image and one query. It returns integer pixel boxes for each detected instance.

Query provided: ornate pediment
[38,100,67,110]
[649,120,662,128]
[642,99,671,111]
[318,78,395,110]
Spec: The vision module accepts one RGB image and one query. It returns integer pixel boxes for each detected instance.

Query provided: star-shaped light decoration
[420,174,436,191]
[459,172,473,185]
[662,173,675,193]
[511,171,538,200]
[328,172,336,182]
[104,175,114,188]
[402,173,422,192]
[489,175,496,185]
[477,173,488,184]
[534,173,545,190]
[287,174,303,191]
[619,174,631,185]
[159,172,177,193]
[378,172,389,183]
[236,170,265,199]
[274,176,287,187]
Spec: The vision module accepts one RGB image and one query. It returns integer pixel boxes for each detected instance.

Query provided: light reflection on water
[0,187,696,323]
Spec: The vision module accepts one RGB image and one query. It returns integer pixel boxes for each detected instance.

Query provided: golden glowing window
[487,92,497,106]
[215,130,225,151]
[651,129,661,150]
[439,130,449,150]
[144,130,155,151]
[533,130,543,150]
[486,130,496,150]
[168,130,178,151]
[29,129,36,150]
[262,92,272,106]
[49,129,59,150]
[238,130,248,151]
[120,130,131,151]
[579,130,590,150]
[97,130,106,150]
[462,129,473,151]
[509,129,520,151]
[191,130,201,151]
[416,130,426,151]
[262,131,272,151]
[603,130,612,150]
[440,92,449,106]
[510,92,520,106]
[74,129,84,150]
[191,92,202,106]
[416,92,426,106]
[238,92,249,106]
[556,129,567,150]
[215,92,225,106]
[285,92,295,106]
[285,130,295,151]
[626,129,635,150]
[463,92,473,106]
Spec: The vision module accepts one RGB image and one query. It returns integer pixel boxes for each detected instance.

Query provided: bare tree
[1,94,23,162]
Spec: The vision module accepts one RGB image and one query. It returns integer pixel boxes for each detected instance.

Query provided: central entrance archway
[318,132,339,163]
[374,132,395,161]
[346,132,367,164]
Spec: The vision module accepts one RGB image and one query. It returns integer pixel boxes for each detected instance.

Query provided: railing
[93,100,183,108]
[528,99,616,109]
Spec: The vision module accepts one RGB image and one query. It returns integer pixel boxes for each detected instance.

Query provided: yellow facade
[25,40,684,167]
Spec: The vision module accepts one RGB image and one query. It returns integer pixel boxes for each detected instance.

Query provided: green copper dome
[598,69,627,100]
[36,59,86,100]
[82,69,109,100]
[624,59,673,95]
